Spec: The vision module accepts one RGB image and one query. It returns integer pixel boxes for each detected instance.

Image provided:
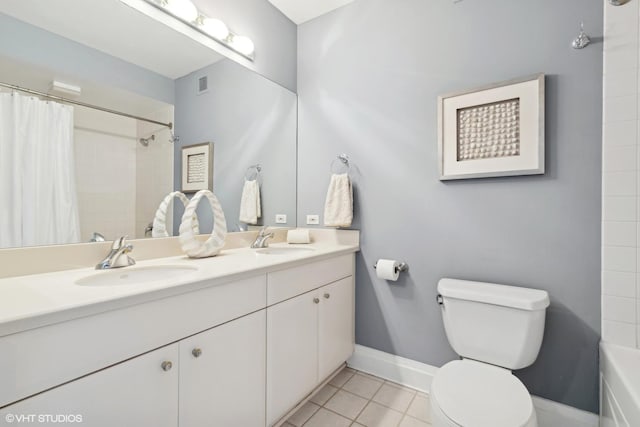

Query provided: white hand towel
[323,173,353,227]
[239,179,261,224]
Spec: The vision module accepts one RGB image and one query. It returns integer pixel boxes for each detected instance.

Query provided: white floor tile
[406,393,431,423]
[286,369,430,427]
[399,415,431,427]
[324,389,368,420]
[329,368,355,388]
[356,401,404,427]
[288,401,320,427]
[304,408,351,427]
[342,373,384,399]
[372,383,416,413]
[310,384,339,406]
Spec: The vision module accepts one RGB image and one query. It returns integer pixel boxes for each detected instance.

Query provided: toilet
[431,278,550,427]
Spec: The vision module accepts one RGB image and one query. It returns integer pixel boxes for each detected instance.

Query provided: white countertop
[0,241,359,337]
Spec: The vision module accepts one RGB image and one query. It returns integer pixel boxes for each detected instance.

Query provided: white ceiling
[268,0,356,25]
[0,0,224,79]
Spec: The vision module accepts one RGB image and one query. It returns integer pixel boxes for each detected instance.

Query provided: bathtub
[600,343,640,426]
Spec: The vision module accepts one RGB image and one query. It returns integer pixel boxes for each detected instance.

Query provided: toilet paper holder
[373,261,409,274]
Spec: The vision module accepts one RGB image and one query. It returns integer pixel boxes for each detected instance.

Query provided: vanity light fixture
[229,35,255,56]
[162,0,198,22]
[201,17,229,40]
[139,0,255,60]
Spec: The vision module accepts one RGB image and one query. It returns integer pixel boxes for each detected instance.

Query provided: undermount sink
[76,265,198,286]
[255,247,316,256]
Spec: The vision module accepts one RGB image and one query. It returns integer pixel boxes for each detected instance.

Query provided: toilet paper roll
[287,229,311,244]
[376,259,400,281]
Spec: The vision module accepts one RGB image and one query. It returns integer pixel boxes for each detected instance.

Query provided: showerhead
[139,134,155,147]
[609,0,631,5]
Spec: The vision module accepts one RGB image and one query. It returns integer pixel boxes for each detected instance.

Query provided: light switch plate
[275,214,287,224]
[306,214,320,225]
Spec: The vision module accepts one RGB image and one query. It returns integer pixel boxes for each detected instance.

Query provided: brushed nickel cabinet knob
[313,297,320,304]
[161,361,173,372]
[324,293,330,299]
[192,348,202,358]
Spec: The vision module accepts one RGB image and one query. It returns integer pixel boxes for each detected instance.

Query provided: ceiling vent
[197,75,209,95]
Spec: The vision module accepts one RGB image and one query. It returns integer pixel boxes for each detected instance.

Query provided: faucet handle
[112,235,129,250]
[257,227,268,237]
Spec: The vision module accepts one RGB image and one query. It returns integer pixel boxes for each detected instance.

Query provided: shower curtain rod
[0,82,173,130]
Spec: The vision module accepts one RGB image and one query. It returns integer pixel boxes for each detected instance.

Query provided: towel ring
[330,154,351,174]
[245,164,262,181]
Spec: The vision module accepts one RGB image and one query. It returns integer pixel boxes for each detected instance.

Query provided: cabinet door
[266,291,319,425]
[0,344,179,427]
[179,310,266,427]
[318,277,355,381]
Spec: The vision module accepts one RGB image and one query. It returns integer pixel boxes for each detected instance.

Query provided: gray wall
[195,0,297,91]
[174,59,297,232]
[0,13,174,105]
[297,0,602,413]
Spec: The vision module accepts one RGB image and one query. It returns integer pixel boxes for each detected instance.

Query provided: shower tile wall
[74,108,137,242]
[74,106,174,243]
[602,0,640,348]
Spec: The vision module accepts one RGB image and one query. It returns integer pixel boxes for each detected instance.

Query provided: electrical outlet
[306,214,320,225]
[275,214,287,224]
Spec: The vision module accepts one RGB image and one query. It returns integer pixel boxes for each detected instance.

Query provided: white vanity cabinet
[266,255,355,425]
[318,277,355,380]
[179,310,266,427]
[2,311,267,427]
[267,289,320,424]
[1,344,180,427]
[0,248,357,427]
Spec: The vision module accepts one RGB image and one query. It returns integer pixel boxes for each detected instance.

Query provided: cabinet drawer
[0,274,266,408]
[267,254,354,305]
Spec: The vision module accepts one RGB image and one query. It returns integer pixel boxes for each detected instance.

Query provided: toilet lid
[431,360,533,427]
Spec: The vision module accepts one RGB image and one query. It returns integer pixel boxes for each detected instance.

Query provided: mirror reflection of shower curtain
[0,92,80,248]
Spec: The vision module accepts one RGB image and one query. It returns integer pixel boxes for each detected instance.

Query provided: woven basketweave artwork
[456,98,520,161]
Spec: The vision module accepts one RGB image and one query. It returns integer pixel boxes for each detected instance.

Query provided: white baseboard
[347,345,599,427]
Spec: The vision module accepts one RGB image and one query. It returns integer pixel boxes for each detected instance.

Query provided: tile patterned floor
[284,367,432,427]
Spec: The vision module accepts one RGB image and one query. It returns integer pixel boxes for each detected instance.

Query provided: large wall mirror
[0,0,297,250]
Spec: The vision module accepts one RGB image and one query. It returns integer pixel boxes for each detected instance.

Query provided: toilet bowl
[432,278,549,427]
[430,360,537,427]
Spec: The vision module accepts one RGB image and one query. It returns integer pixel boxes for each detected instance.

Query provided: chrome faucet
[96,236,136,270]
[250,227,274,249]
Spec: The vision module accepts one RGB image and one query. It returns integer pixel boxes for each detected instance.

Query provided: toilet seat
[431,360,535,427]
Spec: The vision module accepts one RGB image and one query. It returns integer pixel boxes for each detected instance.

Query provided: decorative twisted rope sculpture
[179,190,227,258]
[152,191,199,238]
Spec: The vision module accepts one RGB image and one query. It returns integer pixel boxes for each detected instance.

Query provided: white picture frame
[438,74,545,180]
[181,142,213,193]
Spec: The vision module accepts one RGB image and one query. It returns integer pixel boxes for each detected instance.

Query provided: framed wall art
[181,142,213,193]
[438,74,545,180]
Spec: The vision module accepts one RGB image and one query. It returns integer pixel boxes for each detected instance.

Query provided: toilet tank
[437,278,550,370]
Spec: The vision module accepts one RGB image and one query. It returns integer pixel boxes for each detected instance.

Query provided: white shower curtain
[0,92,80,248]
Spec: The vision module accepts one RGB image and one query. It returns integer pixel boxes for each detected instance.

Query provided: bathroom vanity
[0,230,358,427]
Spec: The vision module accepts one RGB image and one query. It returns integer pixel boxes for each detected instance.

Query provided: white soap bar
[287,229,311,244]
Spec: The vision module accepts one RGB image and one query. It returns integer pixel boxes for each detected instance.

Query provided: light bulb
[164,0,198,22]
[201,18,229,40]
[230,35,255,56]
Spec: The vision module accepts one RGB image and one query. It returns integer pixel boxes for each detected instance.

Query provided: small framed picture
[438,74,545,180]
[181,142,213,193]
